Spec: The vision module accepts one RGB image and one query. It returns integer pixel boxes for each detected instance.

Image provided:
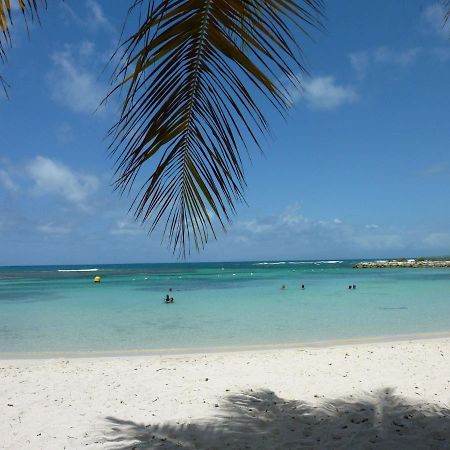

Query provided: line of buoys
[279,284,358,290]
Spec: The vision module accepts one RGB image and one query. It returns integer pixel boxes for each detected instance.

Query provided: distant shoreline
[354,259,450,269]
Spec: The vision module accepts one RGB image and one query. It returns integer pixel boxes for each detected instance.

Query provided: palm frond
[0,0,46,93]
[109,0,323,257]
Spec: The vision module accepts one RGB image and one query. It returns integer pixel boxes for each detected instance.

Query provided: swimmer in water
[353,284,356,289]
[281,284,287,290]
[301,284,305,289]
[348,285,352,290]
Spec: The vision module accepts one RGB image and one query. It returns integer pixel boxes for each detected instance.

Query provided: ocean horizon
[1,259,450,355]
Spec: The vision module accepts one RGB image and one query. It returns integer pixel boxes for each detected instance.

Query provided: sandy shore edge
[2,329,450,360]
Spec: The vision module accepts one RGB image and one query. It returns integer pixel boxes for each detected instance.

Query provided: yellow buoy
[94,276,101,283]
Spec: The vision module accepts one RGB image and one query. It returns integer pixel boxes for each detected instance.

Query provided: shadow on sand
[103,388,450,449]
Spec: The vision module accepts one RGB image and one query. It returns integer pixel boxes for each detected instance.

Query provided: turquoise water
[1,260,450,354]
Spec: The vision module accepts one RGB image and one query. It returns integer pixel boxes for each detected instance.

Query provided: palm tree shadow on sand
[103,388,450,449]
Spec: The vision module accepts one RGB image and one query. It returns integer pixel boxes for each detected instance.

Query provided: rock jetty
[354,259,450,268]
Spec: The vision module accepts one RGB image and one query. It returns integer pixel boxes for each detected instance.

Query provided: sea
[1,260,450,355]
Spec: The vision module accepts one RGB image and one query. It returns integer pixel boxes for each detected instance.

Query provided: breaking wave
[57,268,99,272]
[255,260,343,266]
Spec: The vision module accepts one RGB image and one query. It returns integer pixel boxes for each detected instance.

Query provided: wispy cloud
[422,2,450,39]
[231,206,404,254]
[349,51,369,80]
[37,223,72,236]
[110,218,146,236]
[0,169,19,192]
[374,46,421,66]
[47,44,110,116]
[60,1,114,32]
[299,76,358,110]
[26,156,99,208]
[86,0,112,30]
[419,162,449,177]
[348,45,436,79]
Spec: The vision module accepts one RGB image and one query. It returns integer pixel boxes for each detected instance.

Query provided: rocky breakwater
[354,259,450,269]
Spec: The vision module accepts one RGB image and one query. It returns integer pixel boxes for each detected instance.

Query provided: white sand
[1,338,450,449]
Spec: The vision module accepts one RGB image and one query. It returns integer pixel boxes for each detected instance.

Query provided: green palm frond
[109,0,323,257]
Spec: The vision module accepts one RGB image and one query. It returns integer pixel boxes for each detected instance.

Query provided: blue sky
[0,0,449,265]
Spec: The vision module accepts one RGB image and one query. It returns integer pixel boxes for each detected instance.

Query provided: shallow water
[1,260,450,353]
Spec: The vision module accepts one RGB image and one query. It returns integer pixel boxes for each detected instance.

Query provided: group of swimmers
[164,294,174,304]
[164,288,174,303]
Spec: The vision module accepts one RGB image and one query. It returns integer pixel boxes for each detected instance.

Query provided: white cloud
[349,45,449,78]
[37,223,71,235]
[60,1,113,32]
[374,46,421,66]
[228,206,412,257]
[47,45,109,115]
[238,219,274,234]
[110,219,145,236]
[0,169,19,192]
[301,76,358,110]
[86,0,111,30]
[422,3,450,39]
[26,156,99,207]
[349,51,369,79]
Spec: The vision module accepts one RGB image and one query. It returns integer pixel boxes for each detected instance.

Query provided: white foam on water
[255,260,343,266]
[316,260,343,264]
[57,268,99,272]
[254,261,288,265]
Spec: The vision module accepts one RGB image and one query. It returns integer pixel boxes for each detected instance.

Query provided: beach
[2,336,450,449]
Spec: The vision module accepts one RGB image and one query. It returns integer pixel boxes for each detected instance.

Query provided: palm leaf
[0,0,46,94]
[109,0,323,257]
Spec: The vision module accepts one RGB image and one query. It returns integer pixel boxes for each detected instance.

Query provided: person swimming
[164,294,173,303]
[352,284,356,289]
[348,285,352,289]
[301,284,305,289]
[281,284,287,290]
